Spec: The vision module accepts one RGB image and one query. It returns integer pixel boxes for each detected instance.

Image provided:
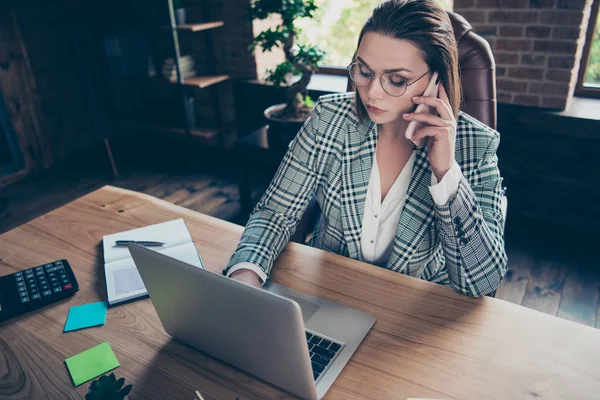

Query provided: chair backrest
[346,11,497,129]
[447,11,497,129]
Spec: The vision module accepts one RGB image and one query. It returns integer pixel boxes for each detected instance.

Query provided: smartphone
[405,71,440,149]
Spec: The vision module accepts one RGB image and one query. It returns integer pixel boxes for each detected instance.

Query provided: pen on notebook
[115,240,166,247]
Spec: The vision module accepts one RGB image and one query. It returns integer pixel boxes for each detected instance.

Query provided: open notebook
[102,219,204,306]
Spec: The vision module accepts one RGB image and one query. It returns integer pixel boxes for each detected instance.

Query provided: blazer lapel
[386,144,435,272]
[340,117,377,260]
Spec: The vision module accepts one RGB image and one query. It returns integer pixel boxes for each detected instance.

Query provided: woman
[223,0,508,297]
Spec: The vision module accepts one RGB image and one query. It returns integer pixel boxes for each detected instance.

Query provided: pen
[115,240,166,247]
[194,390,205,400]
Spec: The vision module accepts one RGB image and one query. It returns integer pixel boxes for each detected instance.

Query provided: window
[253,0,453,80]
[576,0,600,98]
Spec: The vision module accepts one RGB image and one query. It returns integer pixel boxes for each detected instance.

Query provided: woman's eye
[389,78,407,87]
[359,71,371,77]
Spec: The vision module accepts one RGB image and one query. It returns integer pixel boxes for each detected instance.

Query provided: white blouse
[359,150,416,266]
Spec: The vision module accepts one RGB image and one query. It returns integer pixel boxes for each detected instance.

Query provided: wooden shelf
[161,21,224,32]
[179,75,229,89]
[118,121,220,146]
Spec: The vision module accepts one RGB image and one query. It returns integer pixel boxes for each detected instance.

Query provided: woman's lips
[365,104,387,114]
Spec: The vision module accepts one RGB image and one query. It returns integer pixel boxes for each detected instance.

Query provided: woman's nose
[366,77,385,100]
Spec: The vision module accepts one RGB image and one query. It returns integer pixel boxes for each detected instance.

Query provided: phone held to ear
[405,71,440,149]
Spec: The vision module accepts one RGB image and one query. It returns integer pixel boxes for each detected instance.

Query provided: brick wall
[207,0,257,79]
[453,0,595,109]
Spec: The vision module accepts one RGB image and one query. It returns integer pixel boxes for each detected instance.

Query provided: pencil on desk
[195,389,205,400]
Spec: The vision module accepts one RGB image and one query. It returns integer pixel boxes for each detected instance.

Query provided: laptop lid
[128,243,318,400]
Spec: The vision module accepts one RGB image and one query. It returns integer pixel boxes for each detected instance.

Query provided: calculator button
[19,290,28,297]
[52,287,62,293]
[17,281,25,288]
[42,290,53,296]
[63,283,73,290]
[41,284,50,291]
[15,272,23,277]
[15,275,24,282]
[20,297,30,303]
[31,294,41,300]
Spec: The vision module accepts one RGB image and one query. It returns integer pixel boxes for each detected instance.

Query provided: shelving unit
[161,21,224,32]
[180,74,229,88]
[164,0,228,146]
[120,120,220,146]
[117,0,231,148]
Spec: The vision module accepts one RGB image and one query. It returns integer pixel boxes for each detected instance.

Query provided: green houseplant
[85,373,132,400]
[248,0,325,140]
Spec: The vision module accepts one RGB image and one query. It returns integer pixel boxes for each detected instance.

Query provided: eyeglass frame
[346,61,431,97]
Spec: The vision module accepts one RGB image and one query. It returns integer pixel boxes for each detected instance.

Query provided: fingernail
[403,113,410,117]
[412,96,419,100]
[435,75,440,85]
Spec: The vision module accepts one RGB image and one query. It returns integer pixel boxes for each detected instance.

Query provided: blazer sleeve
[434,130,508,297]
[222,100,326,278]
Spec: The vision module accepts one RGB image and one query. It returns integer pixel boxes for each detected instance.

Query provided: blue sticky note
[64,302,107,332]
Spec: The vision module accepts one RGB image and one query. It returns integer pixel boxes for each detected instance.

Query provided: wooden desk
[0,186,599,400]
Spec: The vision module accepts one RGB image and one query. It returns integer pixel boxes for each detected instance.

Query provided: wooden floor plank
[558,267,600,327]
[522,258,567,317]
[495,248,532,305]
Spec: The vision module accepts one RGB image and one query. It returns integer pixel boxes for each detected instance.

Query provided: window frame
[575,0,600,99]
[318,66,348,76]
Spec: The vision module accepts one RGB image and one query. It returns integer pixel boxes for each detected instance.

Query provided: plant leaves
[120,384,133,398]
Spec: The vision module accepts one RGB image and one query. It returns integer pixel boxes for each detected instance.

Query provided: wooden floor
[1,138,599,329]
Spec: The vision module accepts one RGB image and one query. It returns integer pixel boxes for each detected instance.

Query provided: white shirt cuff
[226,262,268,286]
[429,161,462,206]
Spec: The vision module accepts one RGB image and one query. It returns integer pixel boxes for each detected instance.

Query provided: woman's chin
[367,112,396,124]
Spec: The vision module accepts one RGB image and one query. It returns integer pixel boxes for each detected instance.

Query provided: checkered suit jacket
[224,92,508,296]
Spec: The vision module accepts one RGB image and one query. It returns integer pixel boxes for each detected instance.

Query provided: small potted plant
[86,373,132,400]
[248,0,325,144]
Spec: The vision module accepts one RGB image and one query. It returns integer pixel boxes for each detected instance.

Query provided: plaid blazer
[225,92,508,296]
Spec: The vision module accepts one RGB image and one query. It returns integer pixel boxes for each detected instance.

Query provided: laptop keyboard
[306,332,342,381]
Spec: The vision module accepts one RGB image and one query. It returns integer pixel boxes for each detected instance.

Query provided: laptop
[128,243,375,400]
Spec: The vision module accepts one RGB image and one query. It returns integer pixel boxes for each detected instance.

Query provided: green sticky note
[65,342,120,386]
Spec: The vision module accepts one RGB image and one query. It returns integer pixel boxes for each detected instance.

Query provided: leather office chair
[290,11,506,296]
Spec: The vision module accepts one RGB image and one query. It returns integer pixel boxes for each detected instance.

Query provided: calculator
[0,259,79,322]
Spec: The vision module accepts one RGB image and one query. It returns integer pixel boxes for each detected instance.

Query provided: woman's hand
[229,269,262,288]
[403,84,457,182]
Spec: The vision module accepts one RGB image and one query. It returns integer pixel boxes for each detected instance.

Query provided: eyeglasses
[346,61,430,97]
